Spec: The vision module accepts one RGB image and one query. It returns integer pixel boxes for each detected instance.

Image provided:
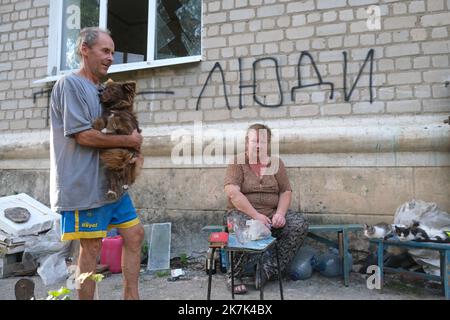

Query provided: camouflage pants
[226,209,309,281]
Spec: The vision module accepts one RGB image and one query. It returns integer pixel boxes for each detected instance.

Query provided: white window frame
[36,0,203,83]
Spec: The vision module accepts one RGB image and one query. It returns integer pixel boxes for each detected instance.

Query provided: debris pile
[0,193,62,281]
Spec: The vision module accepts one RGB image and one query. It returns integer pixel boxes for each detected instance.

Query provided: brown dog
[93,80,142,200]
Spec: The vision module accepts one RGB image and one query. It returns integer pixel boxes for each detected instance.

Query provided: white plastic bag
[24,228,67,256]
[23,223,71,286]
[393,199,450,276]
[394,199,450,230]
[37,252,69,285]
[246,220,271,241]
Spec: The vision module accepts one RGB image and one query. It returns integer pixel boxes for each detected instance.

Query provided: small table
[206,234,284,300]
[307,224,364,286]
[370,238,450,300]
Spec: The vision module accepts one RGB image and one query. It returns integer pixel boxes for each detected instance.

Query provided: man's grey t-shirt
[50,73,110,212]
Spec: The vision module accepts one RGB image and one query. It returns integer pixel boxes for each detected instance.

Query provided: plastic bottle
[219,248,228,273]
[314,247,353,277]
[288,246,318,280]
[100,235,123,273]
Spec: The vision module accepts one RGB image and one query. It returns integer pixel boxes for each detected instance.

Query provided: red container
[100,235,123,273]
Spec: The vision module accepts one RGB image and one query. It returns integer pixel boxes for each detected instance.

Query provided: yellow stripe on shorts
[75,209,79,232]
[61,231,107,241]
[109,217,140,229]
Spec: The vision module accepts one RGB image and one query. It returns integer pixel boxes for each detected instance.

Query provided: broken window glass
[108,0,148,65]
[60,0,99,71]
[57,0,201,73]
[155,0,201,60]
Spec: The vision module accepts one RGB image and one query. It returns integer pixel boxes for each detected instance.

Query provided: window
[155,1,201,60]
[41,0,202,82]
[60,0,100,71]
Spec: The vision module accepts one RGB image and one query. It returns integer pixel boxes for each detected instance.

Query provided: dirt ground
[0,265,444,300]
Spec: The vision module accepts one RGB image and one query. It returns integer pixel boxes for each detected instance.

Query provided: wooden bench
[369,238,450,300]
[307,224,364,286]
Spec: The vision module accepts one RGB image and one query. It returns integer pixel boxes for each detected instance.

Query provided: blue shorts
[60,193,140,241]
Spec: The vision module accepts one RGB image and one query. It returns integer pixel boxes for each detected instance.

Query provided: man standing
[50,27,144,300]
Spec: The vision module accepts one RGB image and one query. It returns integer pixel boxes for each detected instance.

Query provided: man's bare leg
[119,223,144,300]
[78,238,102,300]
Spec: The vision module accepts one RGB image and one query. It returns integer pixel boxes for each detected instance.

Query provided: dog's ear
[122,81,136,95]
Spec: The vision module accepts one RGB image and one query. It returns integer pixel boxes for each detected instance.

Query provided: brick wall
[132,0,449,126]
[1,0,450,237]
[0,0,49,131]
[0,0,449,131]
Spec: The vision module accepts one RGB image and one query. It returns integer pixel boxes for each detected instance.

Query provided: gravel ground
[0,266,444,300]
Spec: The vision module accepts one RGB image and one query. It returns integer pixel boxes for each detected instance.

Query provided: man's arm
[74,129,143,151]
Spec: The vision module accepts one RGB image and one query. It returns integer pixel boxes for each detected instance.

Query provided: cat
[394,222,450,242]
[92,80,142,200]
[394,224,422,241]
[363,223,394,240]
[410,220,450,242]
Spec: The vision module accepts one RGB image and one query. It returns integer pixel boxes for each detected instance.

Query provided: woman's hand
[255,213,272,228]
[271,213,286,229]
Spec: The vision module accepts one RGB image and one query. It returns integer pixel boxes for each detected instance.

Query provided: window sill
[34,55,202,84]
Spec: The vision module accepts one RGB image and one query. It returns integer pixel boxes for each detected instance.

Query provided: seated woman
[224,123,309,294]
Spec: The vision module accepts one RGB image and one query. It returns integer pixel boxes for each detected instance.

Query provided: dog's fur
[92,80,142,200]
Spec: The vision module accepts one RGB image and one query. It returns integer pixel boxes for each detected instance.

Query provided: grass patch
[155,270,170,277]
[180,253,188,267]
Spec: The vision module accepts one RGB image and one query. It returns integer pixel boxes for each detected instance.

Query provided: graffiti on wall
[33,49,375,127]
[196,49,375,110]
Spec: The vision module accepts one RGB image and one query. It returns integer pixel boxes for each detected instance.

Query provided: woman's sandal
[227,279,248,294]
